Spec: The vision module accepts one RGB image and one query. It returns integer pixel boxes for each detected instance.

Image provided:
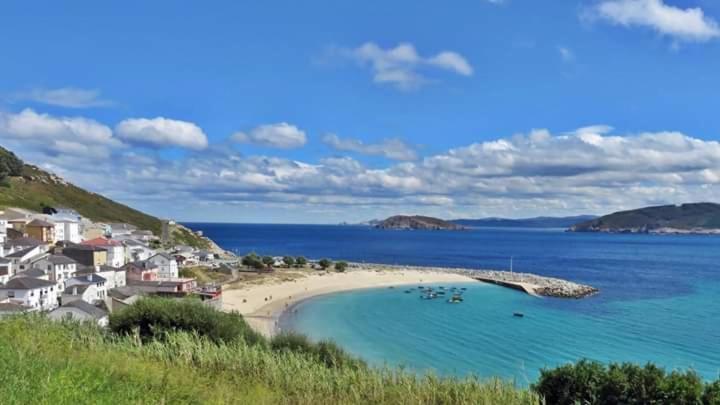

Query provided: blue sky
[2,0,720,223]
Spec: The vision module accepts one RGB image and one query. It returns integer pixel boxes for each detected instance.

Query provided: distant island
[452,215,597,229]
[374,215,465,231]
[569,203,720,234]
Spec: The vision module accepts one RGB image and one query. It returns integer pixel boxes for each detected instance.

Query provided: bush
[270,332,365,370]
[242,253,265,270]
[334,261,348,272]
[318,258,332,270]
[109,298,264,346]
[282,256,295,267]
[294,256,307,267]
[534,360,714,405]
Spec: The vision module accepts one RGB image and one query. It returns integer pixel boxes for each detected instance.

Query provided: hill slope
[375,215,465,230]
[0,146,213,249]
[569,203,720,234]
[453,215,597,228]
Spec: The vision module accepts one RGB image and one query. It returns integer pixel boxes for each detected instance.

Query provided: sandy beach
[223,268,475,336]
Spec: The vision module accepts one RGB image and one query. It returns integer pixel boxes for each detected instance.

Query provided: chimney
[86,274,92,282]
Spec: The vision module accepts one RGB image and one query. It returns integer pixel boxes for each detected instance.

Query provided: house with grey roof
[0,300,32,317]
[32,254,78,289]
[66,273,107,302]
[62,283,99,305]
[0,277,59,311]
[148,253,179,279]
[48,300,109,327]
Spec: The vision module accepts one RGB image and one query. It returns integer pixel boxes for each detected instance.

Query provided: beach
[223,268,474,336]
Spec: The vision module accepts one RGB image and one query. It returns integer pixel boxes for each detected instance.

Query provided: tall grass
[0,315,539,404]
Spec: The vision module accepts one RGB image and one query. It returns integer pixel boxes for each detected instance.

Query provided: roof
[0,277,56,289]
[0,258,11,265]
[4,237,42,248]
[0,302,31,313]
[46,255,77,265]
[56,300,107,319]
[82,237,123,247]
[20,268,47,278]
[63,244,106,252]
[63,284,90,295]
[151,252,174,261]
[5,246,37,258]
[70,274,107,284]
[27,219,55,228]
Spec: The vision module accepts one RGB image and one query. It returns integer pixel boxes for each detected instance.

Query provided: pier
[470,270,598,299]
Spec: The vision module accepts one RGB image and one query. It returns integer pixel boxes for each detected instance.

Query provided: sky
[1,0,720,223]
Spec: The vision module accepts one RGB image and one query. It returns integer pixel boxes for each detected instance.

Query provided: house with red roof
[82,237,127,267]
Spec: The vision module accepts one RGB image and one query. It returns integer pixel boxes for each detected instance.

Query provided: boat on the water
[513,312,524,318]
[447,294,464,304]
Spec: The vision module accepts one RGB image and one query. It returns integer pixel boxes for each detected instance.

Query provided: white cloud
[340,42,474,90]
[115,117,208,150]
[0,108,120,157]
[232,123,307,149]
[557,46,575,62]
[11,87,112,108]
[322,133,418,161]
[592,0,720,42]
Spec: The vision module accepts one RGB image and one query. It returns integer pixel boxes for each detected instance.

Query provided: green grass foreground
[0,309,538,404]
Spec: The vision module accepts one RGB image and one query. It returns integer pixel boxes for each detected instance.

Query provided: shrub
[262,256,274,267]
[334,261,348,272]
[294,256,307,267]
[282,256,295,267]
[109,298,264,346]
[318,258,332,270]
[270,332,365,370]
[534,360,713,405]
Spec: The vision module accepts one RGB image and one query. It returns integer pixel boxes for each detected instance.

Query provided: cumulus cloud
[338,42,473,90]
[9,87,112,108]
[591,0,720,42]
[323,133,417,161]
[115,117,208,150]
[231,123,307,149]
[0,108,121,157]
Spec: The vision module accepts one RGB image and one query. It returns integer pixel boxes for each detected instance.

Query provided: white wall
[2,285,59,311]
[48,307,108,327]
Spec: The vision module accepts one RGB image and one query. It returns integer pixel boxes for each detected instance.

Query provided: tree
[334,261,348,272]
[318,258,332,270]
[0,147,23,185]
[282,256,295,268]
[262,256,274,267]
[295,256,307,268]
[242,253,264,270]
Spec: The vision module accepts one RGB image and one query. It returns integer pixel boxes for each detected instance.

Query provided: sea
[185,223,720,383]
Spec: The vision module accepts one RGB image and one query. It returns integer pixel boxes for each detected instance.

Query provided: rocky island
[568,203,720,234]
[375,215,466,230]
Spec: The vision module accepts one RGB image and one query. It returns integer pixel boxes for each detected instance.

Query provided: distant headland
[374,215,465,231]
[568,203,720,234]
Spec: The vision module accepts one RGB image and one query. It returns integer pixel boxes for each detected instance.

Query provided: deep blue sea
[186,223,720,383]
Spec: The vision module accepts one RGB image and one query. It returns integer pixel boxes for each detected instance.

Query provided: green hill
[569,203,720,233]
[0,145,211,249]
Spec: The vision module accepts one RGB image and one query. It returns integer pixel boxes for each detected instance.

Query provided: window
[7,291,14,298]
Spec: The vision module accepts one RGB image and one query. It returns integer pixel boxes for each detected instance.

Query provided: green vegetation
[318,258,332,270]
[170,224,211,250]
[0,146,23,185]
[533,359,720,405]
[295,256,308,267]
[283,256,295,267]
[262,256,274,267]
[109,298,264,346]
[178,266,230,284]
[571,203,720,232]
[335,261,348,272]
[242,252,266,270]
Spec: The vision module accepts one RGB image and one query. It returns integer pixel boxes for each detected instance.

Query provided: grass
[179,266,232,284]
[0,309,539,404]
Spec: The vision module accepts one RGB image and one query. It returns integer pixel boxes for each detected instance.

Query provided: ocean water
[186,223,720,382]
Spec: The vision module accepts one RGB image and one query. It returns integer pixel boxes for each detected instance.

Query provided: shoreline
[222,268,475,337]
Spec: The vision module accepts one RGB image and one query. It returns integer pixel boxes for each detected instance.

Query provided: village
[0,207,226,325]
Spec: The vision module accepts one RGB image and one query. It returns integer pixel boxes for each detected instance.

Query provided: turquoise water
[186,223,720,382]
[283,282,720,383]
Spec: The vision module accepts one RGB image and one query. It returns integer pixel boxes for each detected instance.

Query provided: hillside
[569,203,720,234]
[375,215,465,230]
[453,215,597,229]
[0,146,213,249]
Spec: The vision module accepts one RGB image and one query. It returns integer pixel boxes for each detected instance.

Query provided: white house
[78,265,126,290]
[32,255,78,289]
[0,217,7,245]
[123,239,156,262]
[52,217,82,244]
[62,283,100,305]
[48,300,109,327]
[106,223,137,239]
[148,253,179,279]
[0,277,59,311]
[66,273,107,302]
[5,245,48,273]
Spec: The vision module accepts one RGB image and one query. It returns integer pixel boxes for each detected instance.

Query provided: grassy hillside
[0,146,210,249]
[570,203,720,232]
